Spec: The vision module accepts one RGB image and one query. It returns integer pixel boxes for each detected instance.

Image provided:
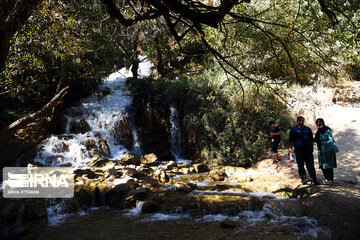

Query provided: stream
[32,58,332,240]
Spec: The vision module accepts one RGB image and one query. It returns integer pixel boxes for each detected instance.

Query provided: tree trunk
[0,86,69,143]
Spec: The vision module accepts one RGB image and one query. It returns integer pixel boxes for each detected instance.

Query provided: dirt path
[258,82,360,239]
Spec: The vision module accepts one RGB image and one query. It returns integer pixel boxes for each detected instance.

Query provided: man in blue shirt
[288,116,319,185]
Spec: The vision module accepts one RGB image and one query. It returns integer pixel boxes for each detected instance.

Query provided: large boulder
[140,153,158,165]
[104,177,138,209]
[113,117,133,150]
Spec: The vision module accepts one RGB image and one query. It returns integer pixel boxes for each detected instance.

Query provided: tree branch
[0,86,70,140]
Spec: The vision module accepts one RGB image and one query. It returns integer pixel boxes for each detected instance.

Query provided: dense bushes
[131,68,293,167]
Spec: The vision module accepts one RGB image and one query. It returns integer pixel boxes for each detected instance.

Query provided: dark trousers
[272,141,280,153]
[321,168,334,181]
[295,149,317,181]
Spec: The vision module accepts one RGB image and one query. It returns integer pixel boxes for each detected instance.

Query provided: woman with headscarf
[314,118,337,185]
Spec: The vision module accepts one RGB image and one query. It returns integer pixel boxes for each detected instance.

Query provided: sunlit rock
[164,160,178,170]
[120,153,141,166]
[154,168,169,183]
[208,169,228,181]
[140,153,158,165]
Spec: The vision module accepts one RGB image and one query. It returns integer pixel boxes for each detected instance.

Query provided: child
[269,121,282,163]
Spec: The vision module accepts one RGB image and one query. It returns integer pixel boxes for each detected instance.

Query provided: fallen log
[0,86,70,143]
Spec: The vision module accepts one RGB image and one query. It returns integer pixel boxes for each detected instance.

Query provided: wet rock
[248,196,264,210]
[83,139,97,151]
[140,153,158,165]
[136,165,154,177]
[174,183,193,193]
[104,168,120,178]
[165,161,178,170]
[90,157,114,168]
[74,168,98,179]
[208,169,228,181]
[100,87,111,97]
[32,161,45,167]
[99,139,110,157]
[220,220,236,228]
[110,177,138,190]
[122,167,138,178]
[51,141,69,153]
[104,177,138,209]
[83,138,110,159]
[69,119,90,134]
[142,200,161,213]
[154,168,169,183]
[232,171,253,182]
[178,161,192,168]
[113,117,133,150]
[187,182,197,191]
[180,167,196,175]
[125,188,152,207]
[45,155,65,165]
[121,153,141,166]
[193,163,209,173]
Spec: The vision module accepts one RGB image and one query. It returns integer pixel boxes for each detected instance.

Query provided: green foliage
[133,67,293,166]
[181,69,293,166]
[0,0,126,128]
[202,0,359,85]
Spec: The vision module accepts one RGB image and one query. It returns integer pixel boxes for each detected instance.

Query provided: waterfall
[169,104,187,163]
[34,57,150,167]
[129,111,143,156]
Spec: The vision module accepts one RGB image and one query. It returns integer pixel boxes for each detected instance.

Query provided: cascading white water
[169,104,188,163]
[33,57,150,225]
[34,58,150,167]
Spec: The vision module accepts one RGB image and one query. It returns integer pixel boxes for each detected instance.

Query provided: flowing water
[169,104,188,163]
[34,59,150,167]
[33,58,332,239]
[38,206,332,240]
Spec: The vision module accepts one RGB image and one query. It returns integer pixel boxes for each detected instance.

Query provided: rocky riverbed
[3,150,359,240]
